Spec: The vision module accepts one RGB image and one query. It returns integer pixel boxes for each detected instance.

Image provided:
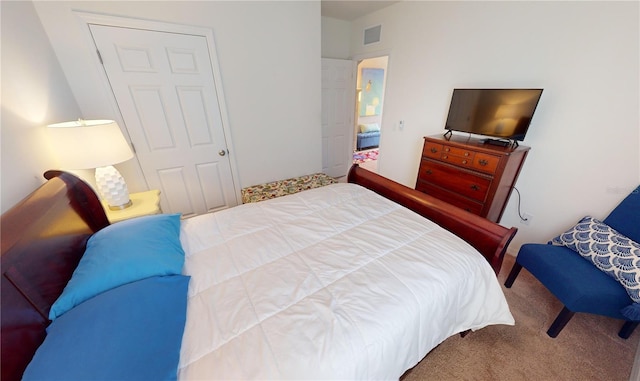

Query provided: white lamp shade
[48,119,135,209]
[47,119,134,169]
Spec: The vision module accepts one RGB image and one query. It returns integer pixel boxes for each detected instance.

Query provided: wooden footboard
[348,165,517,274]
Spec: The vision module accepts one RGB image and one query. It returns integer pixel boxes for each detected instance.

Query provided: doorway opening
[353,55,388,173]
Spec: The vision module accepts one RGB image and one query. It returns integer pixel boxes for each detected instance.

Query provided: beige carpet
[402,254,639,381]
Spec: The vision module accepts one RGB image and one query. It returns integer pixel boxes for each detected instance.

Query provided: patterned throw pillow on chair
[549,216,640,304]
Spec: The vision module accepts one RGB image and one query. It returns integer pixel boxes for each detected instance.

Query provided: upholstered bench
[356,123,381,151]
[356,131,380,151]
[241,173,337,203]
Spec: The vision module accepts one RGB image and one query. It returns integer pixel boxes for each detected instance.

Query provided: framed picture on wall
[359,68,384,116]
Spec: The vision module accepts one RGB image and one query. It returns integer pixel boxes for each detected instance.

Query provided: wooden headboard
[1,170,109,381]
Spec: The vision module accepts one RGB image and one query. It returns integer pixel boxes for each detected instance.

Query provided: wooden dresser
[415,135,530,223]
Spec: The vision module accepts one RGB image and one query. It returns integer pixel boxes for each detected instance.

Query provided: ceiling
[321,1,400,21]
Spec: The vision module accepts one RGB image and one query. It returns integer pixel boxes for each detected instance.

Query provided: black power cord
[512,186,529,222]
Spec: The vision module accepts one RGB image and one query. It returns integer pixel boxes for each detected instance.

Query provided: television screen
[444,89,543,141]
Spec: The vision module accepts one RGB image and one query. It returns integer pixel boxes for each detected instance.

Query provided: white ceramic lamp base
[95,165,132,210]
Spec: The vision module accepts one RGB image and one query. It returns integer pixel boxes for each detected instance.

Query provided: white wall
[344,1,639,251]
[321,17,351,59]
[32,1,321,191]
[0,1,85,213]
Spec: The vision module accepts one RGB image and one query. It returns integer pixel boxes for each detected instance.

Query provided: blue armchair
[504,185,640,338]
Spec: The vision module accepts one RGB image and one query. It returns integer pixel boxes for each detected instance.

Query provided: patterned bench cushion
[241,173,337,203]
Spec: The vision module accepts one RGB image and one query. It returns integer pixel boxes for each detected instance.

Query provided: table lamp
[47,119,135,210]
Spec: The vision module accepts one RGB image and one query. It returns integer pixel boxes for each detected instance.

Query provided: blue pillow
[23,275,189,381]
[550,216,640,303]
[49,214,185,320]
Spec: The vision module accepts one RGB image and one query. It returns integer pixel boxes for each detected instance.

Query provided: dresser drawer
[440,152,474,167]
[472,153,500,174]
[442,145,474,159]
[415,181,484,215]
[422,141,443,159]
[417,160,491,202]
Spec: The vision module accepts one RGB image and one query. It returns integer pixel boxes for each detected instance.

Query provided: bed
[1,166,516,381]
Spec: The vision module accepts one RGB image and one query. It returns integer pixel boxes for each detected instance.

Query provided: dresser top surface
[425,134,530,154]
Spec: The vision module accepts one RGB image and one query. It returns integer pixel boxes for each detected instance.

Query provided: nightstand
[101,189,161,223]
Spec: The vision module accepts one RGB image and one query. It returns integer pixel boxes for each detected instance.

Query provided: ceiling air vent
[363,25,382,46]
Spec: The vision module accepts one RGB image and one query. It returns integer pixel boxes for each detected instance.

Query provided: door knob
[218,150,226,156]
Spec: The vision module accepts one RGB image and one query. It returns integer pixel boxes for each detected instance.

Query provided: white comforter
[178,183,514,380]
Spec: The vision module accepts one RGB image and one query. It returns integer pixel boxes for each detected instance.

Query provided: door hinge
[96,49,103,65]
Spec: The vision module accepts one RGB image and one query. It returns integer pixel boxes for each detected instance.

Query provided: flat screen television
[444,88,543,144]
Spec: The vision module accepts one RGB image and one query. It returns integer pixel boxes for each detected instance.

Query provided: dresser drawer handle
[470,184,480,191]
[464,152,470,157]
[462,160,468,165]
[478,159,489,166]
[444,147,450,152]
[430,147,438,153]
[443,155,448,159]
[425,169,433,175]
